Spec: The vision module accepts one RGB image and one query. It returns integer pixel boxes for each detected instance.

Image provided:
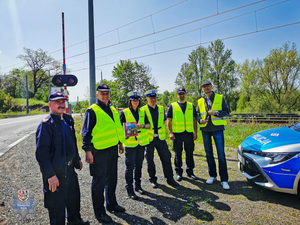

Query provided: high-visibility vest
[90,104,125,150]
[142,104,166,141]
[171,102,194,133]
[123,108,149,147]
[198,94,227,127]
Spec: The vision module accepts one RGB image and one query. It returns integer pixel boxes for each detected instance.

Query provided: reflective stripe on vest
[142,105,166,141]
[171,102,194,133]
[197,94,227,127]
[90,104,125,150]
[123,108,149,147]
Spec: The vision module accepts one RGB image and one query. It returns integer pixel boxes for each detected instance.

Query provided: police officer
[197,81,230,190]
[142,89,179,188]
[82,83,125,224]
[120,91,151,200]
[167,87,198,181]
[36,91,89,225]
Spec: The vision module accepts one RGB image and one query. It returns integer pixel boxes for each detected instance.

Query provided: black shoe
[188,174,198,180]
[107,205,126,213]
[167,179,180,187]
[176,175,182,181]
[135,187,145,194]
[128,192,138,200]
[150,181,158,188]
[96,214,112,223]
[67,218,90,225]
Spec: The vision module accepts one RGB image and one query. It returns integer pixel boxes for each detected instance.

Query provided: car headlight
[260,152,299,164]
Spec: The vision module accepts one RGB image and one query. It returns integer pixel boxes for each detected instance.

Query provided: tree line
[1,40,300,114]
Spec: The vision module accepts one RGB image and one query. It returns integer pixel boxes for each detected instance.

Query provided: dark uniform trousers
[46,163,80,225]
[145,137,174,182]
[125,145,145,192]
[90,145,118,216]
[173,132,195,176]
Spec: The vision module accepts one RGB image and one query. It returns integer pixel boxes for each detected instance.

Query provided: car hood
[242,127,300,152]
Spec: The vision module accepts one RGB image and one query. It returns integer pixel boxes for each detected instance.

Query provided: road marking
[0,153,3,157]
[0,117,45,126]
[7,131,36,149]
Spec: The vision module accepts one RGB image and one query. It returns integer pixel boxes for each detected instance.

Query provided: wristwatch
[143,125,145,128]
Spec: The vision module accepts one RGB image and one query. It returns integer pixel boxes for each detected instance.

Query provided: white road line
[0,153,3,157]
[7,131,36,149]
[0,117,45,126]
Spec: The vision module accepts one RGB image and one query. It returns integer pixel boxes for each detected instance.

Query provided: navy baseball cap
[128,91,141,100]
[201,80,212,87]
[145,89,158,97]
[177,87,186,94]
[48,91,67,102]
[97,83,110,91]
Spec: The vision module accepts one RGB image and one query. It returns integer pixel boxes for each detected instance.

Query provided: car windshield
[289,122,300,132]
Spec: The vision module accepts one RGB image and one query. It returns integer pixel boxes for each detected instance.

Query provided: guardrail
[228,113,300,124]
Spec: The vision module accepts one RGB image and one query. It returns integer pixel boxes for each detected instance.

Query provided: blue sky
[0,0,299,102]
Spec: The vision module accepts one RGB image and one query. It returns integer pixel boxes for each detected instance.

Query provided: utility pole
[26,74,29,115]
[88,0,96,106]
[48,69,51,95]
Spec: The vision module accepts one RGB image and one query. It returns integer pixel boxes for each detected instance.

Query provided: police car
[237,122,300,194]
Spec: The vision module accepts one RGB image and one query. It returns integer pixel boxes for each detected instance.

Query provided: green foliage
[111,60,158,107]
[237,43,300,113]
[0,91,7,113]
[73,100,89,113]
[175,40,238,107]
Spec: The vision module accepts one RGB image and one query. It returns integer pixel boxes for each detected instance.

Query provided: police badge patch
[11,190,37,219]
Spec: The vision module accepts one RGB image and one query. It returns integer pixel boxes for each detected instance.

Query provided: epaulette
[42,116,50,123]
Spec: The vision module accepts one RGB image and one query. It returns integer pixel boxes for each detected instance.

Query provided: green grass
[73,118,284,151]
[14,98,48,106]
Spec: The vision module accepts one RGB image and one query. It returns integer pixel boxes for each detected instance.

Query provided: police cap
[48,91,67,102]
[177,87,186,94]
[128,91,141,100]
[201,80,212,87]
[97,83,110,91]
[145,89,158,97]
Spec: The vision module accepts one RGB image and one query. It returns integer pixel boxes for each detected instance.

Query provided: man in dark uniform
[142,90,179,188]
[82,84,126,224]
[36,91,89,225]
[167,87,198,181]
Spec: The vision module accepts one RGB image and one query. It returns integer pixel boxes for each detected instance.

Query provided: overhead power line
[70,20,300,72]
[68,0,289,67]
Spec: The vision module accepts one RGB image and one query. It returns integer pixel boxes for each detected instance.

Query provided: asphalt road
[0,115,47,157]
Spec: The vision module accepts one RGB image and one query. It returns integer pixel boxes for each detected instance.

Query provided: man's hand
[48,175,59,192]
[169,132,175,140]
[136,124,143,129]
[193,133,197,140]
[85,151,94,164]
[119,144,124,154]
[77,160,83,171]
[208,111,217,116]
[125,134,130,139]
[200,119,208,124]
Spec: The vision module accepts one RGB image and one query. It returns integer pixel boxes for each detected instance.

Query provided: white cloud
[0,50,2,54]
[9,0,24,51]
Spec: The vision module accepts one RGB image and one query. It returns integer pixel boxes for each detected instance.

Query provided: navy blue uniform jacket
[36,113,81,182]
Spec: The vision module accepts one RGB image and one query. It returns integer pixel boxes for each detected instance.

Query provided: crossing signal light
[52,74,78,87]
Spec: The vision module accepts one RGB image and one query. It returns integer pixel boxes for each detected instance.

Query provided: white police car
[237,122,300,194]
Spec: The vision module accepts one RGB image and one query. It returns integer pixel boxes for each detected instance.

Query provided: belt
[153,134,159,138]
[67,160,72,166]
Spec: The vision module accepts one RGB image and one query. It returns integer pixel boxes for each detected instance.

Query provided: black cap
[97,83,110,91]
[177,87,186,94]
[48,91,67,102]
[201,80,212,87]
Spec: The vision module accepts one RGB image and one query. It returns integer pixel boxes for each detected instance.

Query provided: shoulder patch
[42,118,49,123]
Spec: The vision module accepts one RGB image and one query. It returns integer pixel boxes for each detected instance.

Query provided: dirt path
[0,134,299,224]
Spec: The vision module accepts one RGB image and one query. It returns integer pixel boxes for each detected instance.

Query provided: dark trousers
[145,137,174,182]
[173,132,195,176]
[46,165,81,225]
[202,130,228,182]
[90,145,118,216]
[125,145,145,193]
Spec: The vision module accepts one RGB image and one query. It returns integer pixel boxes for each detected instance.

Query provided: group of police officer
[36,80,230,224]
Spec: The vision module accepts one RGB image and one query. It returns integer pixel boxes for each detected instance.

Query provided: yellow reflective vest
[198,94,227,128]
[171,102,194,133]
[142,104,166,141]
[123,108,149,147]
[90,104,125,150]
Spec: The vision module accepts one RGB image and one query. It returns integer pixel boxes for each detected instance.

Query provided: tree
[111,60,157,107]
[207,39,238,108]
[17,47,61,97]
[1,69,26,98]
